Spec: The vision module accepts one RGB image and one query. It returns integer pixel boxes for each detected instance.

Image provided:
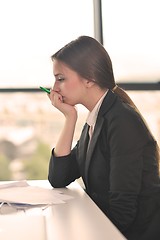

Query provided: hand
[48,90,77,120]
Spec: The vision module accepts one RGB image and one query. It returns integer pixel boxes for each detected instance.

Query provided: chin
[65,100,76,106]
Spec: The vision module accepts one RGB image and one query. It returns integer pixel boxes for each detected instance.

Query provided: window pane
[102,0,160,82]
[0,0,94,88]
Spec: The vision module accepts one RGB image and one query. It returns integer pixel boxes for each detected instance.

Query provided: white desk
[0,180,126,240]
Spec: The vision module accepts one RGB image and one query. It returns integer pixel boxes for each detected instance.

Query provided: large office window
[0,0,159,181]
[0,0,93,180]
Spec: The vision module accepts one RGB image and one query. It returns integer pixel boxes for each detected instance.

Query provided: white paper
[0,180,29,189]
[0,181,73,206]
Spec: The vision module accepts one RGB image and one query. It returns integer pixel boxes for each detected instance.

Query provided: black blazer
[48,90,160,239]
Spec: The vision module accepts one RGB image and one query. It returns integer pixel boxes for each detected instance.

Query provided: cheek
[64,81,80,92]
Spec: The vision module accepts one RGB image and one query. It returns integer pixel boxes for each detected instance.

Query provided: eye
[56,75,65,82]
[57,77,65,82]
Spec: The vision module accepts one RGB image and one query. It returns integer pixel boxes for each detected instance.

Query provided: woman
[48,36,160,239]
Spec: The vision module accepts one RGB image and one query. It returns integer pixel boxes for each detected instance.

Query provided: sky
[0,0,160,87]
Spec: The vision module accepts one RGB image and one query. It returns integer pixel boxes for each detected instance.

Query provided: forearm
[48,89,78,156]
[48,147,80,188]
[54,114,77,156]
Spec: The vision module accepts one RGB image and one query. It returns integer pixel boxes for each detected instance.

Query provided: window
[0,0,93,180]
[0,0,94,88]
[0,0,159,180]
[102,0,160,82]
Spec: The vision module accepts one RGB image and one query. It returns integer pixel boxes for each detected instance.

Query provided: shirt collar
[86,90,108,127]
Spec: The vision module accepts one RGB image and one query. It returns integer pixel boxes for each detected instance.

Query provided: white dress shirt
[86,90,108,140]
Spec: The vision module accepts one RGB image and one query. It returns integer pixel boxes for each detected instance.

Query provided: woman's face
[53,60,88,106]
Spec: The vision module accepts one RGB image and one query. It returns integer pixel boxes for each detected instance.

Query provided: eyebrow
[54,73,63,77]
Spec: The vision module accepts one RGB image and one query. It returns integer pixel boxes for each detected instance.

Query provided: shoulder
[99,90,140,122]
[103,95,153,142]
[103,94,140,125]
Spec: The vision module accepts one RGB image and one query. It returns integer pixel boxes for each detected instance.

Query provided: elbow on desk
[48,174,69,188]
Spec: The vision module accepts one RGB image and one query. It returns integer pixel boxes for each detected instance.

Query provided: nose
[53,81,60,92]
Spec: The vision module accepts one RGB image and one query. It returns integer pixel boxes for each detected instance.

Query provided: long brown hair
[51,36,115,89]
[51,36,137,109]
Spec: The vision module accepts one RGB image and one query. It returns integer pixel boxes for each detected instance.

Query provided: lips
[62,96,65,102]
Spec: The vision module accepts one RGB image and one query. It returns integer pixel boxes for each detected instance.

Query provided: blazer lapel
[84,117,104,181]
[84,90,117,185]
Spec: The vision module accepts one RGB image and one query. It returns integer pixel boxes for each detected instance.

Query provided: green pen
[40,86,50,94]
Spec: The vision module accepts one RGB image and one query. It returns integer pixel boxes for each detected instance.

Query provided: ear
[84,79,96,88]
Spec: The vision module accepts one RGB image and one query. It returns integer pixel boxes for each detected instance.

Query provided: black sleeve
[48,144,81,188]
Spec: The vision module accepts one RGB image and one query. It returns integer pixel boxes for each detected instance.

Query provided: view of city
[0,91,160,180]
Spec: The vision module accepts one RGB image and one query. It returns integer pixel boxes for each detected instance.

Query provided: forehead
[53,60,72,75]
[53,60,84,82]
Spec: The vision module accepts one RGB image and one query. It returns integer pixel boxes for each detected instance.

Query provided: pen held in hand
[39,86,50,94]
